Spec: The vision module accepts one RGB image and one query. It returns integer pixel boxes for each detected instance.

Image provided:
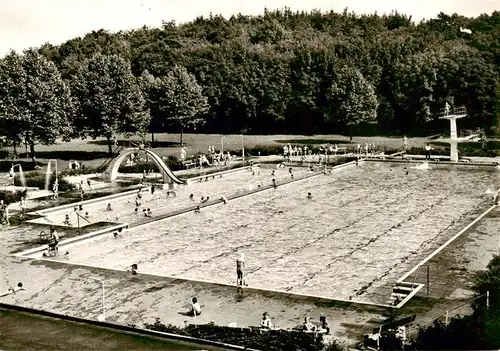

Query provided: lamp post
[241,135,245,162]
[221,136,224,154]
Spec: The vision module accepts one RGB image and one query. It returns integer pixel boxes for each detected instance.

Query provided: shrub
[0,189,27,205]
[118,156,183,173]
[144,318,345,351]
[14,172,74,191]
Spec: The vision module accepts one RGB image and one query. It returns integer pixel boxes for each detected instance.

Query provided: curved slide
[108,148,185,184]
[145,149,185,184]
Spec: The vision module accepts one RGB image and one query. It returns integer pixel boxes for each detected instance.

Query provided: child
[189,297,202,317]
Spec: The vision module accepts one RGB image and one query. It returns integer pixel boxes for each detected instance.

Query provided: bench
[182,161,196,169]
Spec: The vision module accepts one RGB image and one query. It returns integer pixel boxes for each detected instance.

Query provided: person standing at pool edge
[425,143,432,160]
[236,253,247,288]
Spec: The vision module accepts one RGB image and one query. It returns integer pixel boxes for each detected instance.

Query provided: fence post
[487,291,490,309]
[445,311,449,325]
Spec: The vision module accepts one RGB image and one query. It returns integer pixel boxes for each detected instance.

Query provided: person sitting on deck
[188,297,202,317]
[318,316,330,334]
[260,312,273,329]
[303,317,316,332]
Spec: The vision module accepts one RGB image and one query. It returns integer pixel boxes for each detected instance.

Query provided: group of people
[260,312,330,334]
[355,143,378,156]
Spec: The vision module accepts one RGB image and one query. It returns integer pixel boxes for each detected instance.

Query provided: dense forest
[1,9,499,155]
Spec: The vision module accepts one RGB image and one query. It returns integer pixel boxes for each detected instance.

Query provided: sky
[0,0,498,56]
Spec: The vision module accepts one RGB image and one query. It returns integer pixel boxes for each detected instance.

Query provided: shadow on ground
[87,140,180,148]
[276,139,350,145]
[18,151,110,161]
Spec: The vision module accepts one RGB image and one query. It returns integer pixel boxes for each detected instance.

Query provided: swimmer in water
[307,192,312,199]
[194,206,201,213]
[220,196,228,204]
[189,194,194,201]
[272,179,277,189]
[493,190,500,205]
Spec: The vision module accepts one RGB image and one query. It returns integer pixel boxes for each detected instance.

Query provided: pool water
[29,166,308,227]
[36,162,499,301]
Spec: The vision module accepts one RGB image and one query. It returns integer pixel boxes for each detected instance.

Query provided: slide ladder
[97,145,124,172]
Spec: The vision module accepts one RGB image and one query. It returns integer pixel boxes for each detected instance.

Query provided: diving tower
[438,105,469,162]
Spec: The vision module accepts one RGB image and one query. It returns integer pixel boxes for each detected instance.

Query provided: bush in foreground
[144,318,346,351]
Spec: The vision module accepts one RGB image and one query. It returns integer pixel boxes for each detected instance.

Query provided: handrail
[419,292,487,329]
[97,145,124,171]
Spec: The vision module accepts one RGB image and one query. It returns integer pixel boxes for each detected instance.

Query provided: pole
[445,311,449,324]
[221,136,224,154]
[241,135,245,162]
[102,281,105,320]
[427,265,430,296]
[487,291,490,309]
[77,211,80,235]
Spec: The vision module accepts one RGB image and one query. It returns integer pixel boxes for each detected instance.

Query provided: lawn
[0,308,219,351]
[1,133,430,170]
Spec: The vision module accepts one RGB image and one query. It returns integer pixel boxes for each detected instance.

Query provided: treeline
[0,9,499,159]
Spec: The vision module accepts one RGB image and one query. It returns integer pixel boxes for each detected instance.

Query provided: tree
[71,53,148,154]
[160,65,209,145]
[0,49,73,163]
[324,65,379,135]
[139,70,167,146]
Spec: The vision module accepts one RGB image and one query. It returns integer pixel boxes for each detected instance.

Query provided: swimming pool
[28,165,309,227]
[29,162,499,301]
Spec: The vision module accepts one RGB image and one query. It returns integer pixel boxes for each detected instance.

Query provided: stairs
[387,281,423,306]
[97,145,124,172]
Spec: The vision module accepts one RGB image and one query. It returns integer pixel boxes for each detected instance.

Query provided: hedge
[144,318,346,351]
[0,189,27,205]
